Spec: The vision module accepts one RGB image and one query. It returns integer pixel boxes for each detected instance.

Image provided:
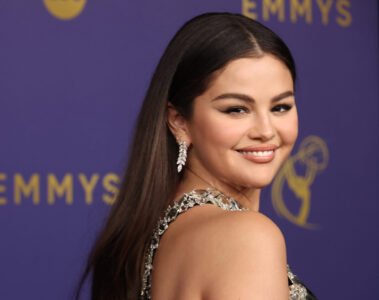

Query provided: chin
[240,176,275,189]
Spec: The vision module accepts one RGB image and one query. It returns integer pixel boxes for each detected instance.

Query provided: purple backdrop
[0,1,378,299]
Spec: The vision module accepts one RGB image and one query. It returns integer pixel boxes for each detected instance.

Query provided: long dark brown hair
[75,12,296,300]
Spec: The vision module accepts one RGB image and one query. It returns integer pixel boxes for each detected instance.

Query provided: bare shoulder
[178,208,288,299]
[152,205,288,300]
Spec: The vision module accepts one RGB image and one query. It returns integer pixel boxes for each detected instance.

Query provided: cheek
[278,113,298,146]
[191,112,247,149]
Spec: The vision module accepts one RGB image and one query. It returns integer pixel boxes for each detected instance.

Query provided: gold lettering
[336,0,352,27]
[316,0,333,25]
[263,0,285,22]
[242,0,258,20]
[0,173,7,205]
[78,173,99,205]
[14,173,40,205]
[290,0,312,24]
[102,173,120,205]
[47,174,73,205]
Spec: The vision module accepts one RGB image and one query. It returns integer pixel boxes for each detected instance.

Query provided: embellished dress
[140,188,317,300]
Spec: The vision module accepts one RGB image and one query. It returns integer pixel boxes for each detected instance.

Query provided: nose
[248,113,275,141]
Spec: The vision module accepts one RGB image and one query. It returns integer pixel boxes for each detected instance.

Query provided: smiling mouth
[238,150,274,156]
[236,149,276,163]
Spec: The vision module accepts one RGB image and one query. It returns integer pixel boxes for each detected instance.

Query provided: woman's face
[185,54,298,190]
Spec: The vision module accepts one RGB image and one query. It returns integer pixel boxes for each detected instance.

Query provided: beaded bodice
[140,188,316,300]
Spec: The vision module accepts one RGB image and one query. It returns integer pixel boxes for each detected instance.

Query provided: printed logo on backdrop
[271,135,329,229]
[43,0,87,20]
[242,0,352,27]
[0,173,120,206]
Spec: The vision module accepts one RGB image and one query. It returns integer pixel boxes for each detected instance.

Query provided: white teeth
[240,150,273,156]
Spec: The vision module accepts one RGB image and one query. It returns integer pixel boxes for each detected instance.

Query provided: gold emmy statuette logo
[43,0,87,20]
[271,136,329,229]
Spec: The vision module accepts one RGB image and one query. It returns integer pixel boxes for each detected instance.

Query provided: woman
[76,12,317,300]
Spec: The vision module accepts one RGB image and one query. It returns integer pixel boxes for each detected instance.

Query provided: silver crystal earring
[176,140,188,173]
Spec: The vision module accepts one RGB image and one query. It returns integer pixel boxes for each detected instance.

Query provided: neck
[175,167,261,212]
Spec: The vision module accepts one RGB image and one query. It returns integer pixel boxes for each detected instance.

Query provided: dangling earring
[176,140,188,173]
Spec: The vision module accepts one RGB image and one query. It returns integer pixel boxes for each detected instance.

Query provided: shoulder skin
[152,205,289,300]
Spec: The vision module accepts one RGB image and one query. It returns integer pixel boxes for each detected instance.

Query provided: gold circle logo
[43,0,87,20]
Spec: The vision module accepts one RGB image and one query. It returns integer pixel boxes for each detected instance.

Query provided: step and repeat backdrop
[0,1,378,299]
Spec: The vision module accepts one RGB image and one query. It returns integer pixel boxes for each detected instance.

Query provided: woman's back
[142,189,312,300]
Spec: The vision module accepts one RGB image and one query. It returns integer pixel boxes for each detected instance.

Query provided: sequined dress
[140,188,317,300]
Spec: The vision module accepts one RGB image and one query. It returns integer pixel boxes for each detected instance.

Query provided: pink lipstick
[236,144,278,163]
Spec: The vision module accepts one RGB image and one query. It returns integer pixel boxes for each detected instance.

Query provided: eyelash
[272,104,293,113]
[223,106,248,114]
[223,104,293,114]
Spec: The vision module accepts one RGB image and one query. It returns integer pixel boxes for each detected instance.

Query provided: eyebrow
[211,90,295,103]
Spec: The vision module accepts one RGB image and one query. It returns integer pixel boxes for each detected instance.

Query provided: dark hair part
[75,12,296,300]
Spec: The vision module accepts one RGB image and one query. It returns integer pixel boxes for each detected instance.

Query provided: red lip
[237,144,279,152]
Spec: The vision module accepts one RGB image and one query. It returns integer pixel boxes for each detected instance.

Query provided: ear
[167,102,191,145]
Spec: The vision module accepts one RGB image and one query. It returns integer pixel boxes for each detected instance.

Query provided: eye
[222,106,249,114]
[271,104,293,113]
